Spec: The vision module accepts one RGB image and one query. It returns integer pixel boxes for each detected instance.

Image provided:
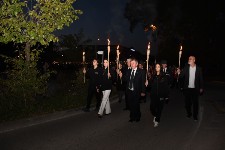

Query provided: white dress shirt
[188,65,196,88]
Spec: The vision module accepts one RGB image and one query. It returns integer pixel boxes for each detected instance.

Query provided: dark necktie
[129,70,135,90]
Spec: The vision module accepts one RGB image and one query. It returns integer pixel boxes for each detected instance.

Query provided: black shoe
[193,117,198,121]
[129,119,133,122]
[82,108,90,112]
[135,119,140,122]
[186,114,192,118]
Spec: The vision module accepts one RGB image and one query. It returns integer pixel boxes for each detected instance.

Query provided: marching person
[146,63,169,127]
[177,56,204,121]
[98,59,115,118]
[161,60,173,104]
[138,60,147,103]
[116,61,126,103]
[119,58,145,122]
[123,58,132,110]
[82,59,102,112]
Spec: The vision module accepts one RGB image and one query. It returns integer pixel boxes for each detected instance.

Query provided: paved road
[0,82,225,150]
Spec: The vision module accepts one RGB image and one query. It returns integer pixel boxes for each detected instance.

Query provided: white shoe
[153,117,156,123]
[154,121,159,127]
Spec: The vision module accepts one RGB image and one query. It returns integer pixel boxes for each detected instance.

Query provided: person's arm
[141,69,146,96]
[199,67,204,94]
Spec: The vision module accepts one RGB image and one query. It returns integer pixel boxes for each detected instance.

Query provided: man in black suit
[123,58,132,110]
[161,60,173,104]
[120,58,146,122]
[177,56,204,121]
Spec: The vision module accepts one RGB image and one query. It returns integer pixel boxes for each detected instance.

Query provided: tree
[0,0,82,61]
[124,0,211,65]
[0,0,83,109]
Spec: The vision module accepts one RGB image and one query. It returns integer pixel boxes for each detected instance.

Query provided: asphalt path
[0,82,224,150]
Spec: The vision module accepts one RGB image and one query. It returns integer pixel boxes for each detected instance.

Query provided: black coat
[150,73,170,98]
[178,65,204,92]
[100,67,115,91]
[86,67,102,89]
[162,67,173,86]
[116,67,126,91]
[125,68,146,97]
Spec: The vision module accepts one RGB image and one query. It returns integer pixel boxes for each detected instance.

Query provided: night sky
[54,0,225,67]
[55,0,149,54]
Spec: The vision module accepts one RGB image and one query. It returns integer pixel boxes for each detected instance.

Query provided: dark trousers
[139,95,146,103]
[183,88,199,119]
[117,90,124,102]
[125,91,129,109]
[86,85,101,109]
[127,90,141,121]
[150,96,164,122]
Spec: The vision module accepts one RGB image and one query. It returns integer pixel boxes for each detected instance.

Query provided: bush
[0,51,51,121]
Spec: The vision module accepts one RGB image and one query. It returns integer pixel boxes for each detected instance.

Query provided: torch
[107,39,110,79]
[83,51,86,83]
[116,45,120,78]
[179,45,182,68]
[146,42,151,80]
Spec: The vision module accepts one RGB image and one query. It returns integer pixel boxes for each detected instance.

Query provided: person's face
[188,56,195,65]
[162,64,167,69]
[127,60,131,67]
[155,64,161,73]
[92,60,98,66]
[131,60,138,69]
[103,60,108,68]
[138,64,143,69]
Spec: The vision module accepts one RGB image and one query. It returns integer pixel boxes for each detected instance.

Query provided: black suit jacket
[179,65,204,91]
[125,68,146,96]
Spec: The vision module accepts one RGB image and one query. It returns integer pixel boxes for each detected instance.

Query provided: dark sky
[55,0,149,54]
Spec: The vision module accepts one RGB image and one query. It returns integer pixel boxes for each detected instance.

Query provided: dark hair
[93,59,99,63]
[130,58,138,63]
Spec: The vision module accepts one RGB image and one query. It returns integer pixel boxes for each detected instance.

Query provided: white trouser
[98,90,111,115]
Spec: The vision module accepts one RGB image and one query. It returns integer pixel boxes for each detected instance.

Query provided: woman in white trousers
[98,59,114,117]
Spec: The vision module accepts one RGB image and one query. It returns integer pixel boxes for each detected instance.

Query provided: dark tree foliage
[124,0,225,70]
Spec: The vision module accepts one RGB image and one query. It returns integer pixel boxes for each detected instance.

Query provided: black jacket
[125,68,146,96]
[116,67,126,91]
[150,73,169,98]
[178,65,204,92]
[86,67,102,89]
[100,67,115,91]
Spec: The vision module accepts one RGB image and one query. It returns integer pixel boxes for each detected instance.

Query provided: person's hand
[176,68,181,75]
[141,93,145,96]
[116,69,120,74]
[83,68,86,74]
[119,71,123,78]
[96,86,100,92]
[200,89,203,94]
[108,73,111,78]
[145,80,148,87]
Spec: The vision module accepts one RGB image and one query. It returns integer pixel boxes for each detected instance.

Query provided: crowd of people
[82,56,204,127]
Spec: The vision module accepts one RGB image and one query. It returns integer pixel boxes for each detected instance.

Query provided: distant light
[62,55,64,56]
[130,48,135,51]
[98,38,100,41]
